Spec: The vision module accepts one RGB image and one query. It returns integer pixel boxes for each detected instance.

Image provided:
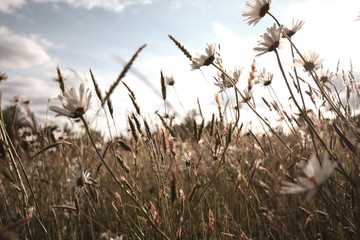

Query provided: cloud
[32,0,152,12]
[0,0,26,13]
[0,26,54,69]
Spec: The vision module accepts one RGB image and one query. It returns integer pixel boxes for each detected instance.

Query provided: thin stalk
[80,115,171,240]
[274,49,355,186]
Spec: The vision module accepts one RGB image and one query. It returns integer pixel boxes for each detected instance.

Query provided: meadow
[1,0,360,239]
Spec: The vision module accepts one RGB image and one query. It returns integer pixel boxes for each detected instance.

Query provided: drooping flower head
[191,43,217,70]
[280,155,337,199]
[50,83,92,119]
[255,68,273,86]
[215,67,242,91]
[254,23,283,56]
[283,19,305,38]
[295,50,323,73]
[242,0,271,26]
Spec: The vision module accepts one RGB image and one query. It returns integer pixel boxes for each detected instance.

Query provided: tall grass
[1,2,360,240]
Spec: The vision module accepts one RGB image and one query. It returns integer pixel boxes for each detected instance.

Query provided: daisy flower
[215,67,242,91]
[280,155,337,199]
[294,51,323,73]
[317,68,335,84]
[254,23,283,56]
[242,0,271,26]
[180,152,192,171]
[50,83,92,119]
[165,75,175,86]
[66,168,95,198]
[0,72,8,82]
[191,43,217,70]
[283,19,305,38]
[255,68,273,86]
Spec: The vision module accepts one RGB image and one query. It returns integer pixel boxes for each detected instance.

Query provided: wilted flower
[283,19,305,38]
[50,83,92,119]
[317,68,334,84]
[191,43,217,70]
[254,24,283,56]
[294,51,323,73]
[0,72,8,82]
[242,0,271,26]
[280,155,337,199]
[215,67,242,91]
[255,68,273,86]
[66,168,96,198]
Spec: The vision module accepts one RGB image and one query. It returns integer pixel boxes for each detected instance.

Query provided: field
[1,1,360,239]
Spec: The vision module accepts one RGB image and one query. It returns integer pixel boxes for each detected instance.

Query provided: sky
[0,0,360,135]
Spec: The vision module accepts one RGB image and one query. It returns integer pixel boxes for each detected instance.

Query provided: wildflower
[242,0,271,26]
[215,67,242,91]
[165,75,175,86]
[280,155,337,199]
[283,19,305,38]
[180,152,192,171]
[238,88,252,104]
[52,128,69,141]
[12,95,31,105]
[254,24,283,56]
[66,168,95,198]
[50,83,92,119]
[17,127,33,138]
[294,51,323,73]
[317,68,334,84]
[191,43,217,70]
[255,68,273,86]
[0,72,8,82]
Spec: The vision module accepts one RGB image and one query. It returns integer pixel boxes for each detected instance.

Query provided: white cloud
[32,0,153,12]
[0,26,54,69]
[0,0,26,13]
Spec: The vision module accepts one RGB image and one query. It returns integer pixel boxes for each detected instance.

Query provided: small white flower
[280,155,337,199]
[66,168,95,198]
[165,75,175,86]
[254,24,283,56]
[52,128,69,141]
[255,68,273,86]
[50,83,92,119]
[180,152,192,171]
[0,72,8,82]
[283,19,305,38]
[317,68,334,84]
[238,88,253,104]
[191,43,217,70]
[294,51,323,73]
[242,0,271,26]
[215,67,242,91]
